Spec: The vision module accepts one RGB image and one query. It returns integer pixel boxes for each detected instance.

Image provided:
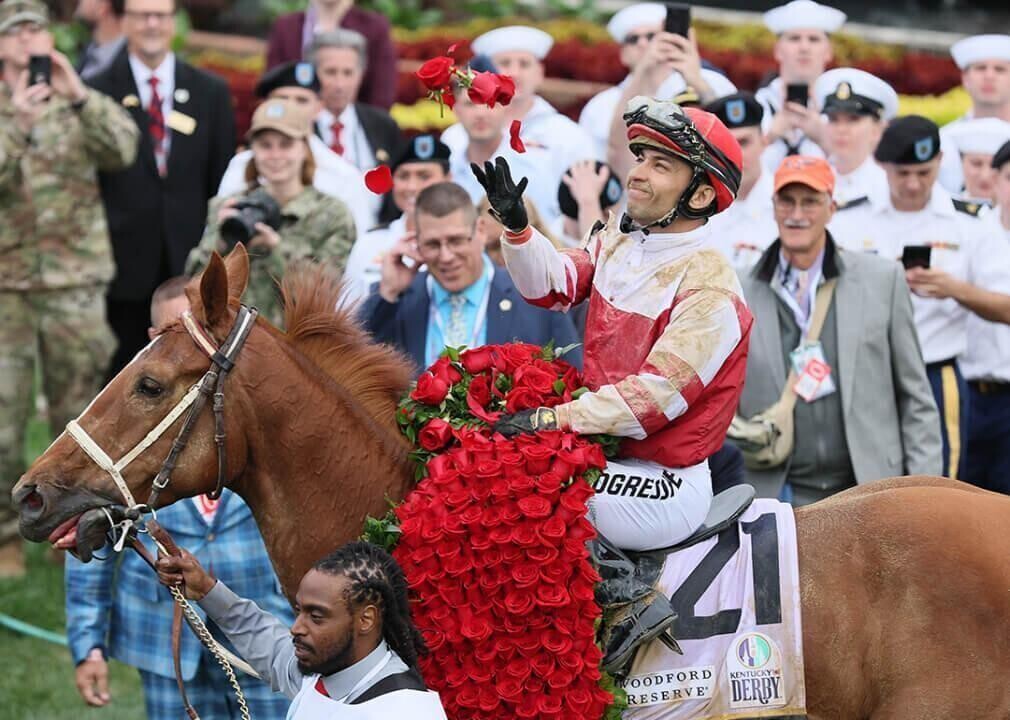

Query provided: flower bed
[364,343,626,720]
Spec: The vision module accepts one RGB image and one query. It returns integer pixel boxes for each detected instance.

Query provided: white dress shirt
[961,212,1010,382]
[317,105,376,172]
[830,184,1010,364]
[831,156,890,208]
[706,170,779,271]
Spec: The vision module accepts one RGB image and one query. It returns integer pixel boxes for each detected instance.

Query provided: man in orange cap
[734,155,941,505]
[472,96,752,672]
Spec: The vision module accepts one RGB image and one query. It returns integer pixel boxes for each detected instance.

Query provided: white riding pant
[587,457,712,552]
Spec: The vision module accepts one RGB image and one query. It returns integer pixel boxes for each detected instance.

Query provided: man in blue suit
[66,278,291,719]
[361,181,582,372]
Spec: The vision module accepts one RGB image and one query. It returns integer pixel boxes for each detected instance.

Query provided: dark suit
[266,7,398,109]
[361,269,583,375]
[316,102,403,170]
[89,48,235,372]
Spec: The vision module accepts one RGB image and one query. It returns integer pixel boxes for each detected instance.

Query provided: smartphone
[786,82,808,107]
[901,245,932,270]
[28,54,51,87]
[664,3,691,37]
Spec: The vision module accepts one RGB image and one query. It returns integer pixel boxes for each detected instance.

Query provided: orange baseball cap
[773,155,835,195]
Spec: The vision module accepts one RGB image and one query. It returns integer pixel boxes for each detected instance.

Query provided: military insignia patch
[414,135,435,160]
[294,62,315,87]
[836,82,851,100]
[914,137,934,162]
[605,176,622,205]
[726,98,746,125]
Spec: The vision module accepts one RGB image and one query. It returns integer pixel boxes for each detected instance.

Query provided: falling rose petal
[468,71,501,107]
[447,42,460,57]
[364,165,393,194]
[510,120,526,153]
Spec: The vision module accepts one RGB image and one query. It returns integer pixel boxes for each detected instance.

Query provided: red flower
[517,495,552,519]
[495,74,517,106]
[418,418,453,451]
[410,372,449,405]
[519,443,553,473]
[416,56,454,91]
[468,70,501,106]
[440,87,455,109]
[364,165,393,194]
[514,363,555,395]
[505,387,545,413]
[509,119,526,153]
[461,346,496,374]
[428,356,462,385]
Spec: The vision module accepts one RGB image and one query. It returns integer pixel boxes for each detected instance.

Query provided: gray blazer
[737,238,943,498]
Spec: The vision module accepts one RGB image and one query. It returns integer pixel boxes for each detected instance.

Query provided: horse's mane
[277,264,414,410]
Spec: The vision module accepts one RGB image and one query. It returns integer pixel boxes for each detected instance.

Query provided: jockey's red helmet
[624,96,743,215]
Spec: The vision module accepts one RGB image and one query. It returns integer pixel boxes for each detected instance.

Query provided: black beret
[392,134,451,170]
[255,61,321,99]
[558,162,624,220]
[705,92,764,129]
[993,140,1010,171]
[874,115,941,164]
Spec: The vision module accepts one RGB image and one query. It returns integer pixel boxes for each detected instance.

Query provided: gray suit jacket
[737,238,942,498]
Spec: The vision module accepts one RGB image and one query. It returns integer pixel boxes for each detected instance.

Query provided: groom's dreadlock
[313,541,428,669]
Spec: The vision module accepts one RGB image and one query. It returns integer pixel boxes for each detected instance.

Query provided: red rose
[440,87,456,109]
[496,677,523,701]
[505,387,545,413]
[503,343,540,371]
[461,346,496,374]
[411,372,449,404]
[519,443,553,473]
[539,515,567,541]
[468,70,501,106]
[517,495,552,519]
[429,356,462,385]
[418,418,453,451]
[495,74,516,106]
[514,364,556,395]
[535,470,562,497]
[416,56,454,91]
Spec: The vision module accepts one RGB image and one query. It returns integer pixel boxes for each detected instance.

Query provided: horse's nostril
[24,490,43,512]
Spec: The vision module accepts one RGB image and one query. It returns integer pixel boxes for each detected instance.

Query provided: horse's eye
[136,377,164,398]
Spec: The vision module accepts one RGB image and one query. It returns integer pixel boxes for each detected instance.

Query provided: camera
[219,188,283,252]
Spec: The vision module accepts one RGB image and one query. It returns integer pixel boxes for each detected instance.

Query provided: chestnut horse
[13,247,1010,719]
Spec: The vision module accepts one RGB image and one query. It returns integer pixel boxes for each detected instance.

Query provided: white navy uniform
[706,170,778,271]
[832,157,888,209]
[963,212,1010,383]
[830,185,1010,365]
[756,77,827,173]
[197,581,447,719]
[939,116,1010,199]
[343,215,407,305]
[218,134,376,237]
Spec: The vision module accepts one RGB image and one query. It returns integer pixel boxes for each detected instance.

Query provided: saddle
[598,485,756,676]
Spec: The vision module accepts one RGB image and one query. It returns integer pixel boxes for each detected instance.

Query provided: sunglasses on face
[622,32,657,46]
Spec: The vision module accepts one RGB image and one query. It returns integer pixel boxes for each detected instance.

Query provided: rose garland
[365,343,627,720]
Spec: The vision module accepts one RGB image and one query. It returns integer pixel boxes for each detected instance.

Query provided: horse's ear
[222,243,249,303]
[199,252,230,331]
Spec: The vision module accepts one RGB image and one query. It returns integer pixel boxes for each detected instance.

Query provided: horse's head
[12,246,253,560]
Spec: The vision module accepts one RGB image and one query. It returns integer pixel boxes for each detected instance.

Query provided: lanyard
[775,265,822,338]
[426,265,494,358]
[334,650,393,703]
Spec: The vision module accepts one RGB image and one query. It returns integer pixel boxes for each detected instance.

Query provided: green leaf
[539,339,556,362]
[552,379,567,395]
[571,386,589,399]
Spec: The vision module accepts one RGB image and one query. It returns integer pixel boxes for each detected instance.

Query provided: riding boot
[590,534,681,676]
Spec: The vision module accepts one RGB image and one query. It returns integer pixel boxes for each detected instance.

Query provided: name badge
[167,110,197,135]
[789,342,836,402]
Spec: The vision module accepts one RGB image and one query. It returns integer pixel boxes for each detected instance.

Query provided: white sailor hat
[606,3,666,42]
[950,34,1010,70]
[657,68,738,103]
[944,118,1010,156]
[763,0,846,35]
[815,68,898,120]
[471,26,554,61]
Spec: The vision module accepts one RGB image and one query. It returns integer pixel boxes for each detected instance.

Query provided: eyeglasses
[622,32,656,46]
[417,234,472,258]
[773,195,830,213]
[124,10,174,23]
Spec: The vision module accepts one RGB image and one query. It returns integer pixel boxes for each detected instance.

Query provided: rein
[65,305,258,719]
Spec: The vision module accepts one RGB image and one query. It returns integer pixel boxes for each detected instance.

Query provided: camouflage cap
[247,98,312,141]
[0,0,49,34]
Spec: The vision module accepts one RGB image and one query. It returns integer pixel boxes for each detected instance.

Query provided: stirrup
[602,594,679,676]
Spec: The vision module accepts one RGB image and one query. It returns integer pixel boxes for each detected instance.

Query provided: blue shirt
[425,256,494,366]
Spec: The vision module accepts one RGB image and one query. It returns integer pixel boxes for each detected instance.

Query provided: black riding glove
[470,156,529,233]
[494,407,560,438]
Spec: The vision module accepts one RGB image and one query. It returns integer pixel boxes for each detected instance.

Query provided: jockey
[472,96,752,672]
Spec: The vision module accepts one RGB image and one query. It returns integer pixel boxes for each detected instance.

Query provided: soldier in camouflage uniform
[186,98,355,326]
[0,0,139,571]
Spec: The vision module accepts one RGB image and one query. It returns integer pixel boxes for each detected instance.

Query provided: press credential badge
[790,342,835,402]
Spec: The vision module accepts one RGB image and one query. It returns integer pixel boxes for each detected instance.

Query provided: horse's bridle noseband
[65,305,257,542]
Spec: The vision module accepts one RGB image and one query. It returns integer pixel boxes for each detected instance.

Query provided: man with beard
[157,541,448,719]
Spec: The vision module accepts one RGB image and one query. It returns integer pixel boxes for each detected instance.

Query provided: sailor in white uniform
[440,26,594,191]
[815,68,896,211]
[343,135,451,305]
[756,0,846,173]
[703,92,778,270]
[577,3,736,162]
[830,116,1010,479]
[939,117,1010,208]
[156,542,448,720]
[963,142,1010,493]
[939,34,1010,194]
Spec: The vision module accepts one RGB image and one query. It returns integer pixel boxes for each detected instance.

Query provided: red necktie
[330,120,344,155]
[148,76,167,176]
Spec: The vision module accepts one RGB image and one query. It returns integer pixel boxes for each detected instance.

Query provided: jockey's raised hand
[470,157,529,233]
[493,407,560,438]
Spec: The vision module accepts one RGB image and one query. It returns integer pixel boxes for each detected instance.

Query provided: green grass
[0,417,144,720]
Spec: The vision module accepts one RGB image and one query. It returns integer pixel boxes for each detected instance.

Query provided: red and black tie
[148,76,167,176]
[330,120,344,156]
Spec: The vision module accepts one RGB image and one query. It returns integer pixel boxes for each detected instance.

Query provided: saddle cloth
[621,499,806,720]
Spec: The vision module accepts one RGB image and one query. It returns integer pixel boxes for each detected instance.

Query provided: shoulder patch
[836,196,870,211]
[952,198,983,217]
